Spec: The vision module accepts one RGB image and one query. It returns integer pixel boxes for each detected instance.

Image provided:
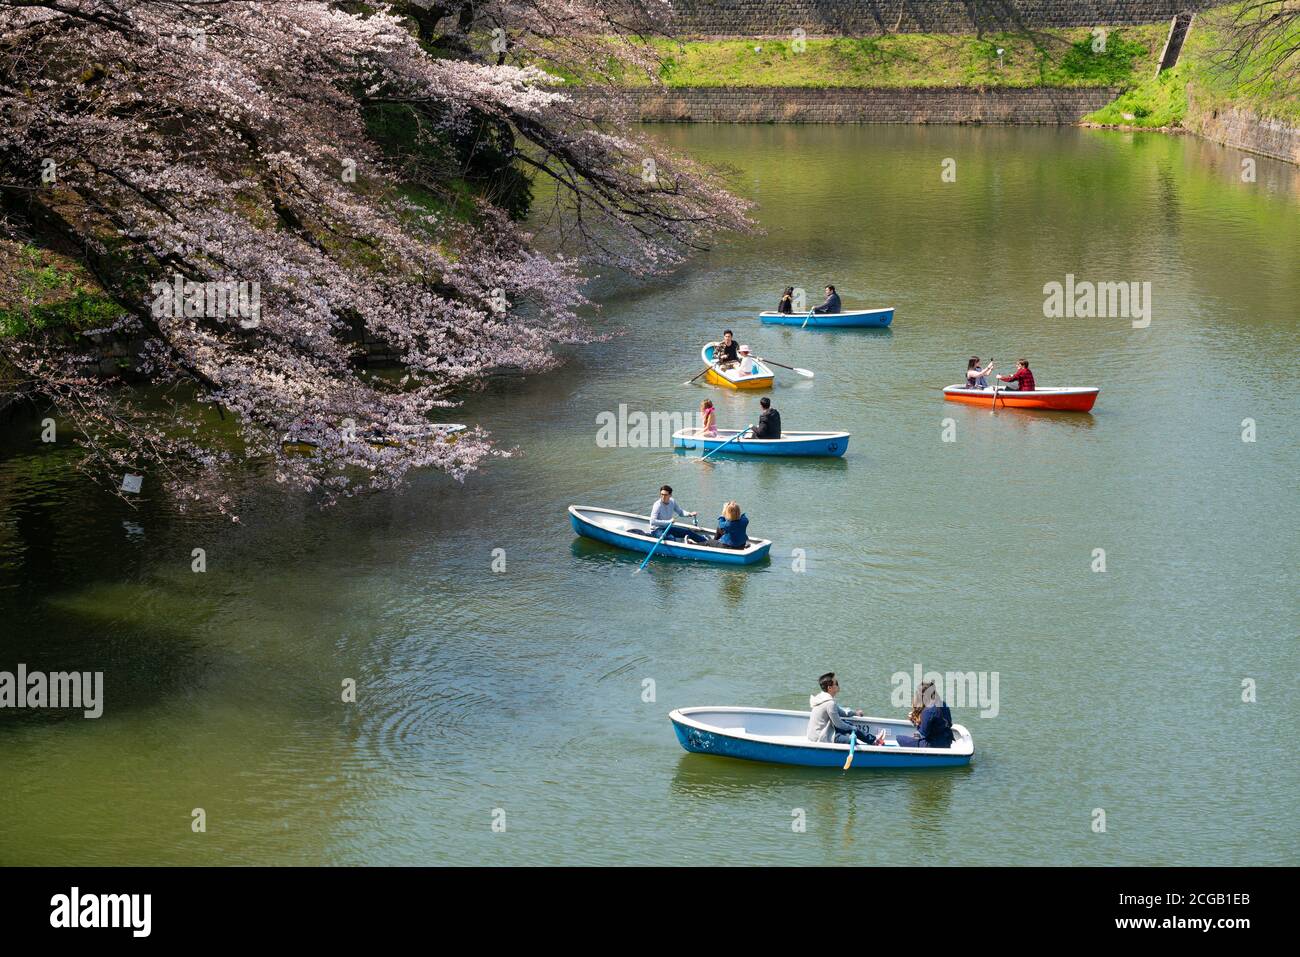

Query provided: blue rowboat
[670,706,974,769]
[759,307,894,328]
[568,506,771,566]
[672,427,849,457]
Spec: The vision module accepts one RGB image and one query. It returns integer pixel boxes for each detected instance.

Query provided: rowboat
[281,423,467,453]
[942,385,1099,412]
[701,343,774,390]
[760,307,894,329]
[568,506,771,566]
[669,706,974,769]
[672,427,849,457]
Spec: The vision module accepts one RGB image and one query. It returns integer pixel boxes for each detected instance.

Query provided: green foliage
[363,101,533,221]
[583,28,1167,90]
[1085,67,1191,127]
[1052,33,1151,85]
[0,244,126,339]
[1086,4,1300,129]
[1181,5,1300,124]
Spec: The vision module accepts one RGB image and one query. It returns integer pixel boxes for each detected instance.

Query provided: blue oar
[699,424,755,462]
[635,521,675,574]
[801,309,813,329]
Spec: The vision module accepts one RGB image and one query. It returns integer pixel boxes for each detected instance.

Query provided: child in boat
[966,356,993,389]
[807,672,881,745]
[996,358,1035,392]
[713,501,749,548]
[737,345,759,376]
[896,680,955,748]
[777,286,795,314]
[700,399,717,437]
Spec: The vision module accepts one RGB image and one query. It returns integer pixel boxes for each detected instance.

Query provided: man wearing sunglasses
[807,672,880,746]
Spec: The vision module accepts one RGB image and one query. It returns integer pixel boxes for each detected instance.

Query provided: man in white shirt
[807,672,880,745]
[649,485,698,540]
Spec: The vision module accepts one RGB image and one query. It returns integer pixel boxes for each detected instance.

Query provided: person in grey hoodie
[806,672,880,745]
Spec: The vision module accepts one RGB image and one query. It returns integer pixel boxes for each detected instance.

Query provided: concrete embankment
[581,86,1121,124]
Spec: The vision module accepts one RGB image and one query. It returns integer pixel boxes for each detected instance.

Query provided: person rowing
[648,484,702,542]
[750,396,781,439]
[807,672,882,746]
[714,329,740,369]
[996,358,1035,392]
[811,284,841,315]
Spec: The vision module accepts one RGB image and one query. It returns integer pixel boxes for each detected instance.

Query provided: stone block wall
[658,1,1218,37]
[1183,86,1300,165]
[583,86,1120,124]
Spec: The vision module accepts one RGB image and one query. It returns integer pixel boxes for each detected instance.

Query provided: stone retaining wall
[586,86,1120,124]
[659,1,1218,37]
[1183,86,1300,165]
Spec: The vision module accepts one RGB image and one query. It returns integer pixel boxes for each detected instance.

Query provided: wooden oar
[990,382,1000,413]
[635,521,675,574]
[755,357,814,378]
[700,424,754,462]
[683,366,711,386]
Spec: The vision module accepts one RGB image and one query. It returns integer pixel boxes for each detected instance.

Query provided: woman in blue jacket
[713,501,749,549]
[896,680,955,748]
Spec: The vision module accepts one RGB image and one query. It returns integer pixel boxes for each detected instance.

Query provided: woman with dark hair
[777,286,795,314]
[966,356,993,389]
[897,680,954,748]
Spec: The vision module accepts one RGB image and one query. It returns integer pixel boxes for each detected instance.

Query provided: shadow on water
[668,752,972,844]
[673,448,851,471]
[568,535,772,571]
[0,601,215,734]
[769,326,894,339]
[943,403,1098,432]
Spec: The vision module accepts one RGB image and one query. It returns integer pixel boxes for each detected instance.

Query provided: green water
[2,126,1297,866]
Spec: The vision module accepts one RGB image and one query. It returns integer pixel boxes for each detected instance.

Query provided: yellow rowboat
[701,343,774,390]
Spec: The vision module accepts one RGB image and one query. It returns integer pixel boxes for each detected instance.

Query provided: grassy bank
[553,27,1167,89]
[1086,5,1300,127]
[0,241,125,340]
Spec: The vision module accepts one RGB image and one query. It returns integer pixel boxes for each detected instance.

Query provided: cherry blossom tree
[0,0,752,513]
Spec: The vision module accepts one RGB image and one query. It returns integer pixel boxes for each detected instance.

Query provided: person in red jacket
[997,358,1036,392]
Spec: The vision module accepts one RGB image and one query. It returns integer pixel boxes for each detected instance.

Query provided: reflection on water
[2,125,1297,865]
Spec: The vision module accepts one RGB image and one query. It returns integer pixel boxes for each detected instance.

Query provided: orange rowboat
[942,385,1099,412]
